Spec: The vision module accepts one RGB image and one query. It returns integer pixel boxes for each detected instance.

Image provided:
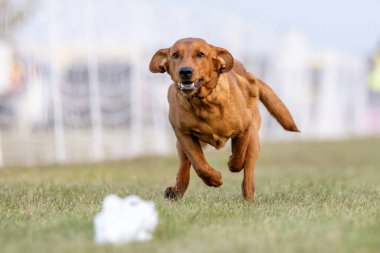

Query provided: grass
[0,138,379,253]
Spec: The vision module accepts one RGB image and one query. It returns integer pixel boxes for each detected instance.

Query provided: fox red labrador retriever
[149,38,299,200]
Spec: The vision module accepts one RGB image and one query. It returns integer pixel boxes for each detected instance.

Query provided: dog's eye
[172,52,179,59]
[197,52,205,58]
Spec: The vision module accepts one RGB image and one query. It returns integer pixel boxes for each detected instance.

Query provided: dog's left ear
[149,48,169,73]
[214,47,234,73]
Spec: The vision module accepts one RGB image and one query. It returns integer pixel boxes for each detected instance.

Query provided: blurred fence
[0,44,173,166]
[0,0,379,166]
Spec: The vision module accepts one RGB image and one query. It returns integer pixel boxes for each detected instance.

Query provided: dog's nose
[179,67,193,79]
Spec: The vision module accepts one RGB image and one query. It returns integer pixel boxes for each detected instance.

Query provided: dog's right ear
[149,48,169,73]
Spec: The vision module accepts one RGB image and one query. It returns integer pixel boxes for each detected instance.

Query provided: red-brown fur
[149,38,299,200]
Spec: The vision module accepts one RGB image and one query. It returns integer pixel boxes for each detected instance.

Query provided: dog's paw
[164,187,181,200]
[201,170,223,187]
[228,155,244,173]
[242,182,255,201]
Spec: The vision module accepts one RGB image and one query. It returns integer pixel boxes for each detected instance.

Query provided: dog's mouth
[178,78,204,91]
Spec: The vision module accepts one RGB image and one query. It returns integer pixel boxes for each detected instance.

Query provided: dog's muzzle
[177,79,204,91]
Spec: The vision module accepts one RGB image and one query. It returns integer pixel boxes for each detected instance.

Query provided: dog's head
[149,38,234,96]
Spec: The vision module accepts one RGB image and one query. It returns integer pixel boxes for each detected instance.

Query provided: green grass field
[0,139,379,253]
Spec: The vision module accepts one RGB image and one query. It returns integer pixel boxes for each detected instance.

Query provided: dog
[149,38,299,201]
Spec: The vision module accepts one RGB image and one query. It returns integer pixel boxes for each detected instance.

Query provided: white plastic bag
[94,194,158,244]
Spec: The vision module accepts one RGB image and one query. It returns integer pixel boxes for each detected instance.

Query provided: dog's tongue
[180,82,195,90]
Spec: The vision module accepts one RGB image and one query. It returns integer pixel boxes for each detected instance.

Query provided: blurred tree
[0,0,36,39]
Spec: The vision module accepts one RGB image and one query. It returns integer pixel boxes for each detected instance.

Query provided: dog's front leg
[175,132,223,188]
[228,127,252,172]
[164,141,191,199]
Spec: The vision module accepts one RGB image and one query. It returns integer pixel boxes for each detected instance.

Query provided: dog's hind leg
[241,131,260,201]
[164,141,191,199]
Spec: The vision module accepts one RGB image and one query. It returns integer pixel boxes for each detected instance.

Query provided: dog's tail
[257,79,300,132]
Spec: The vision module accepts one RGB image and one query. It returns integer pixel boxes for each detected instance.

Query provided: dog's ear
[149,48,169,73]
[214,47,234,73]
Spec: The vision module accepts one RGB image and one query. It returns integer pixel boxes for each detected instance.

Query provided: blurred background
[0,0,379,166]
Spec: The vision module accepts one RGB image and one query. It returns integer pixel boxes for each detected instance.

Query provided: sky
[239,0,380,55]
[12,0,380,57]
[160,0,380,56]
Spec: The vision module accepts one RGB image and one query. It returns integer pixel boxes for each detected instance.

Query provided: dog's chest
[188,104,249,149]
[191,126,232,149]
